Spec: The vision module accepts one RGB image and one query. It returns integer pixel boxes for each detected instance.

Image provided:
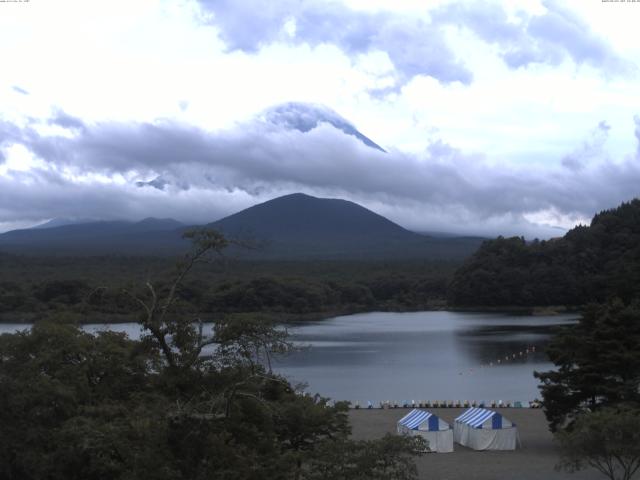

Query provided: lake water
[275,311,576,404]
[0,311,575,404]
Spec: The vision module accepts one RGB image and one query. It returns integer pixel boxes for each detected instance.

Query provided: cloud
[1,105,640,237]
[135,176,170,191]
[561,120,611,171]
[262,102,386,152]
[521,0,632,73]
[12,86,29,95]
[431,0,635,74]
[0,167,250,227]
[197,0,474,87]
[635,115,640,159]
[197,0,634,91]
[49,109,86,131]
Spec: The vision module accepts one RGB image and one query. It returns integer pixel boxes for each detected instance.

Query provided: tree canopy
[534,300,640,432]
[448,199,640,307]
[0,229,424,480]
[556,406,640,480]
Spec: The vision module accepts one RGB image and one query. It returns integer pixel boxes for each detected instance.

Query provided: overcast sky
[1,0,639,237]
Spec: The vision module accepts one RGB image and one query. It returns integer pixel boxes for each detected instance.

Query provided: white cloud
[0,0,639,238]
[1,108,639,238]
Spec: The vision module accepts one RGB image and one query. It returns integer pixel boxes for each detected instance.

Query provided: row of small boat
[351,399,543,409]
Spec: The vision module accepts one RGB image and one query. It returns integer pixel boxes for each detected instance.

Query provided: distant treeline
[0,256,456,322]
[448,199,640,307]
[4,198,639,319]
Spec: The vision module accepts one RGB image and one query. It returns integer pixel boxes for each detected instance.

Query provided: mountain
[134,103,385,193]
[0,194,483,260]
[211,193,407,240]
[129,217,185,232]
[208,193,482,260]
[0,218,186,255]
[263,102,386,153]
[448,198,640,306]
[31,218,94,229]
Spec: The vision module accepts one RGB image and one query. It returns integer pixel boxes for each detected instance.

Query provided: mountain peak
[205,193,482,259]
[210,192,410,242]
[263,102,386,153]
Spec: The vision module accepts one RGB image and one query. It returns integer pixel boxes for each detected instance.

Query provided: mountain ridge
[0,194,483,260]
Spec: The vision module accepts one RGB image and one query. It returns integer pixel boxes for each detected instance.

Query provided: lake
[0,311,575,404]
[276,311,576,404]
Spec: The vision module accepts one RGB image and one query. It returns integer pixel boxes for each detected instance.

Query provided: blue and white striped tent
[397,409,453,453]
[454,408,518,450]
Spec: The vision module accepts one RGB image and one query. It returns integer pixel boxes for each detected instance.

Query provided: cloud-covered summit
[2,102,640,238]
[2,1,640,238]
[262,102,386,152]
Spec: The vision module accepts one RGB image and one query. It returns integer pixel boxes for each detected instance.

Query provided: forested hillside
[0,255,455,323]
[448,199,640,306]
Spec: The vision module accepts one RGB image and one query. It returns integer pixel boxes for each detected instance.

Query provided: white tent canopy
[397,409,454,453]
[454,408,519,451]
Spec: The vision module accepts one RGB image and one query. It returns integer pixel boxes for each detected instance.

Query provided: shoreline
[348,401,542,410]
[349,408,601,480]
[0,304,583,325]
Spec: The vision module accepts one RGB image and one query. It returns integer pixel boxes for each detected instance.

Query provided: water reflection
[0,311,577,404]
[274,311,577,403]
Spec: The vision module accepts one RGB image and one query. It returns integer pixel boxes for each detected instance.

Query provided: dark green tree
[0,229,424,480]
[535,300,640,431]
[0,321,169,480]
[449,199,640,307]
[556,406,640,480]
[305,434,426,480]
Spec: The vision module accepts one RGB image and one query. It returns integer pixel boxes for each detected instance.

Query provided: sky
[1,0,639,238]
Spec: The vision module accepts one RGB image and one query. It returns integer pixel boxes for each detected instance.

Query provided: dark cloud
[197,0,634,90]
[2,105,640,237]
[135,176,170,191]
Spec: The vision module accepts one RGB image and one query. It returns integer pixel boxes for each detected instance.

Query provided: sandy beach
[349,408,605,480]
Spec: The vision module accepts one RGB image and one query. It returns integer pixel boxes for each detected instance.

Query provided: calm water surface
[0,311,575,403]
[275,311,576,404]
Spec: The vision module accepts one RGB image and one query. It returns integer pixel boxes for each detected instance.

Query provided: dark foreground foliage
[556,406,640,480]
[0,230,424,480]
[535,300,640,479]
[535,300,640,432]
[449,199,640,307]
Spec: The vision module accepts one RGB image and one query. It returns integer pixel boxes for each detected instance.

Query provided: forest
[0,230,425,480]
[0,255,455,324]
[448,199,640,307]
[2,200,640,326]
[3,199,640,478]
